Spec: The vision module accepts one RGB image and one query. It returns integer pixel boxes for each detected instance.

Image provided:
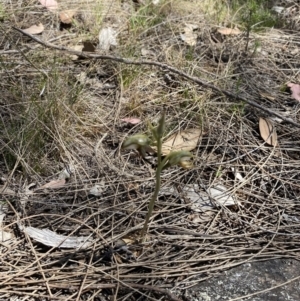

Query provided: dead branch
[13,26,300,129]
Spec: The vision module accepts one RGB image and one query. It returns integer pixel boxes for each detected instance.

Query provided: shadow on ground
[186,259,300,301]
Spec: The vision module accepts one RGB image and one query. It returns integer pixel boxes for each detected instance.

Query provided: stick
[12,26,300,128]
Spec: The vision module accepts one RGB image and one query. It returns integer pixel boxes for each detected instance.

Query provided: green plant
[0,3,6,21]
[231,0,279,29]
[129,1,166,35]
[122,112,193,241]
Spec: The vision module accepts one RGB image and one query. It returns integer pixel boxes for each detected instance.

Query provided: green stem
[140,136,167,241]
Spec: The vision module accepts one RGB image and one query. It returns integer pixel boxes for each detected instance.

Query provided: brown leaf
[259,117,278,146]
[38,179,66,189]
[59,10,76,24]
[161,128,202,155]
[39,0,58,11]
[23,23,44,35]
[287,83,300,102]
[217,27,241,35]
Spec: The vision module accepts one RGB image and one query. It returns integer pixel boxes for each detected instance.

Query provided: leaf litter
[3,0,300,299]
[161,128,202,155]
[160,183,239,212]
[20,225,92,249]
[98,27,118,51]
[39,0,58,11]
[287,82,300,102]
[180,24,198,46]
[259,117,278,146]
[23,23,44,35]
[59,10,77,24]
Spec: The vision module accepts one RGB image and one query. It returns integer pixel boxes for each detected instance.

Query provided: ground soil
[1,1,300,300]
[185,259,300,301]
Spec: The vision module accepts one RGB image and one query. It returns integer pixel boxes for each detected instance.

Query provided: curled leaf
[259,117,278,146]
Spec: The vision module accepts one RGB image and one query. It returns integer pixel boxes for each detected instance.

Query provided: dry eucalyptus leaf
[98,27,118,51]
[39,0,58,11]
[59,10,76,24]
[38,179,66,189]
[180,24,198,46]
[58,166,73,180]
[287,82,300,102]
[0,230,13,242]
[259,117,278,146]
[121,117,141,124]
[161,128,202,155]
[161,184,240,208]
[0,202,8,224]
[208,185,239,207]
[22,226,92,249]
[122,238,135,245]
[89,181,105,196]
[0,202,13,243]
[23,23,44,35]
[217,27,241,35]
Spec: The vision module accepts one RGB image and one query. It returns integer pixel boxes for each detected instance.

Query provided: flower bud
[122,134,153,158]
[163,150,193,170]
[156,111,165,139]
[122,134,150,150]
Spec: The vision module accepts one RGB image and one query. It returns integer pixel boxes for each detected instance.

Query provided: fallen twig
[13,26,300,129]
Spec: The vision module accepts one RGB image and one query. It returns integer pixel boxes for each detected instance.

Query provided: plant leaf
[161,128,202,155]
[39,0,58,11]
[23,23,44,35]
[287,83,300,102]
[259,117,278,146]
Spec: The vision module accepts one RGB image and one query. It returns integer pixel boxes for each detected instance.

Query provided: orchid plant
[122,112,193,241]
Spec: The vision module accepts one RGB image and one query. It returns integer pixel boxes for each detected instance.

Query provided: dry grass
[1,0,300,300]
